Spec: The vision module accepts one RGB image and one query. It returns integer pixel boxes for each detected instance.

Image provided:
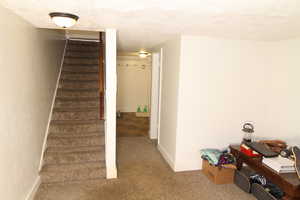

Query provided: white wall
[105,29,117,179]
[0,5,65,200]
[175,36,300,171]
[66,30,100,40]
[153,38,181,170]
[117,54,151,112]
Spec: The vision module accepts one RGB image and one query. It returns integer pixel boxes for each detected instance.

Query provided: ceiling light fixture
[49,12,79,28]
[139,51,150,58]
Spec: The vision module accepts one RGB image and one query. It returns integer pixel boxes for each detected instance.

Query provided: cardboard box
[202,159,235,184]
[135,112,150,117]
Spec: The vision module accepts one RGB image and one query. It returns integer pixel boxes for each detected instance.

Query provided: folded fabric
[218,153,235,166]
[200,149,222,165]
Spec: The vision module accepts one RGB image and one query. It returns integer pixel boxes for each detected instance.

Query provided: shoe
[292,146,300,179]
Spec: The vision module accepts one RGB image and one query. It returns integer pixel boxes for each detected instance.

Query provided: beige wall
[153,35,300,172]
[117,54,152,112]
[175,36,300,171]
[0,5,65,200]
[153,38,181,170]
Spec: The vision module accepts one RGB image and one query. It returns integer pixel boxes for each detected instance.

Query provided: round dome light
[139,51,150,58]
[49,12,79,28]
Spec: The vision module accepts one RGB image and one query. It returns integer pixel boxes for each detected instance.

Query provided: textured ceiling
[1,0,300,51]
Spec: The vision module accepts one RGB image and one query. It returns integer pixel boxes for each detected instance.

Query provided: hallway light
[139,51,150,58]
[49,12,79,28]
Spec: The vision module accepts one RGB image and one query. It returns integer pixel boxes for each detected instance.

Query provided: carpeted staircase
[40,40,106,184]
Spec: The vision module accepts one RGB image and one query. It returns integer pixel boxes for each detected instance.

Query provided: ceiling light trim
[49,12,79,28]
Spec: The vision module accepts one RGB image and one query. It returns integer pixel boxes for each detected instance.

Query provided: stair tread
[63,63,99,66]
[40,161,106,183]
[68,42,99,47]
[60,79,99,83]
[65,56,98,59]
[61,71,99,74]
[49,134,103,139]
[53,107,99,112]
[48,134,104,139]
[45,148,104,155]
[51,119,104,125]
[47,135,104,148]
[67,47,99,50]
[61,78,99,82]
[66,49,99,53]
[44,148,105,164]
[62,70,99,73]
[46,145,104,153]
[56,97,99,101]
[42,161,105,171]
[57,88,99,92]
[49,131,103,137]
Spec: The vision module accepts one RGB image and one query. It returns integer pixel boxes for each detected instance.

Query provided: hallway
[34,137,254,200]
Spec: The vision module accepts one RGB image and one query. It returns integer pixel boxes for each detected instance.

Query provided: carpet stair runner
[40,40,106,184]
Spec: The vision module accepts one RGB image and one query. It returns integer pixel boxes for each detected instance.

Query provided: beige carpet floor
[34,137,255,200]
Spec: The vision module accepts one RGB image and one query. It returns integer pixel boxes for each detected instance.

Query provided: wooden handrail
[99,32,105,120]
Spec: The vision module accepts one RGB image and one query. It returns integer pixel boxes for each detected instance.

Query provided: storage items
[251,183,278,200]
[245,141,279,157]
[200,149,223,165]
[240,144,260,157]
[202,159,235,184]
[262,156,296,173]
[234,167,255,193]
[234,168,284,199]
[242,122,254,143]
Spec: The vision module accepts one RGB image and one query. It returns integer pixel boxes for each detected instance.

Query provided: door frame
[149,49,163,141]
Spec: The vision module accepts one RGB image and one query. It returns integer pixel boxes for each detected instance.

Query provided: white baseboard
[39,39,68,171]
[157,144,176,171]
[25,176,41,200]
[149,130,158,140]
[106,167,118,179]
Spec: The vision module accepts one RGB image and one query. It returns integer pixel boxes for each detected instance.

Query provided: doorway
[116,52,152,137]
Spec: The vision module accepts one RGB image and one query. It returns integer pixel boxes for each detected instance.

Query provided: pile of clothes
[200,148,235,167]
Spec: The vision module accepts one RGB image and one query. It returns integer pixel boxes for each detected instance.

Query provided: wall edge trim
[25,176,41,200]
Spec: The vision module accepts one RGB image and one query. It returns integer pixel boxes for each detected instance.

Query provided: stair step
[55,97,100,109]
[40,161,106,183]
[56,88,99,98]
[46,145,104,153]
[66,49,99,54]
[59,80,99,90]
[49,120,103,135]
[65,51,98,58]
[67,45,99,51]
[47,135,105,147]
[61,71,99,75]
[64,57,99,65]
[44,148,105,165]
[68,41,99,46]
[52,108,100,121]
[49,131,103,138]
[61,73,99,81]
[63,65,99,73]
[50,119,103,125]
[65,55,98,59]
